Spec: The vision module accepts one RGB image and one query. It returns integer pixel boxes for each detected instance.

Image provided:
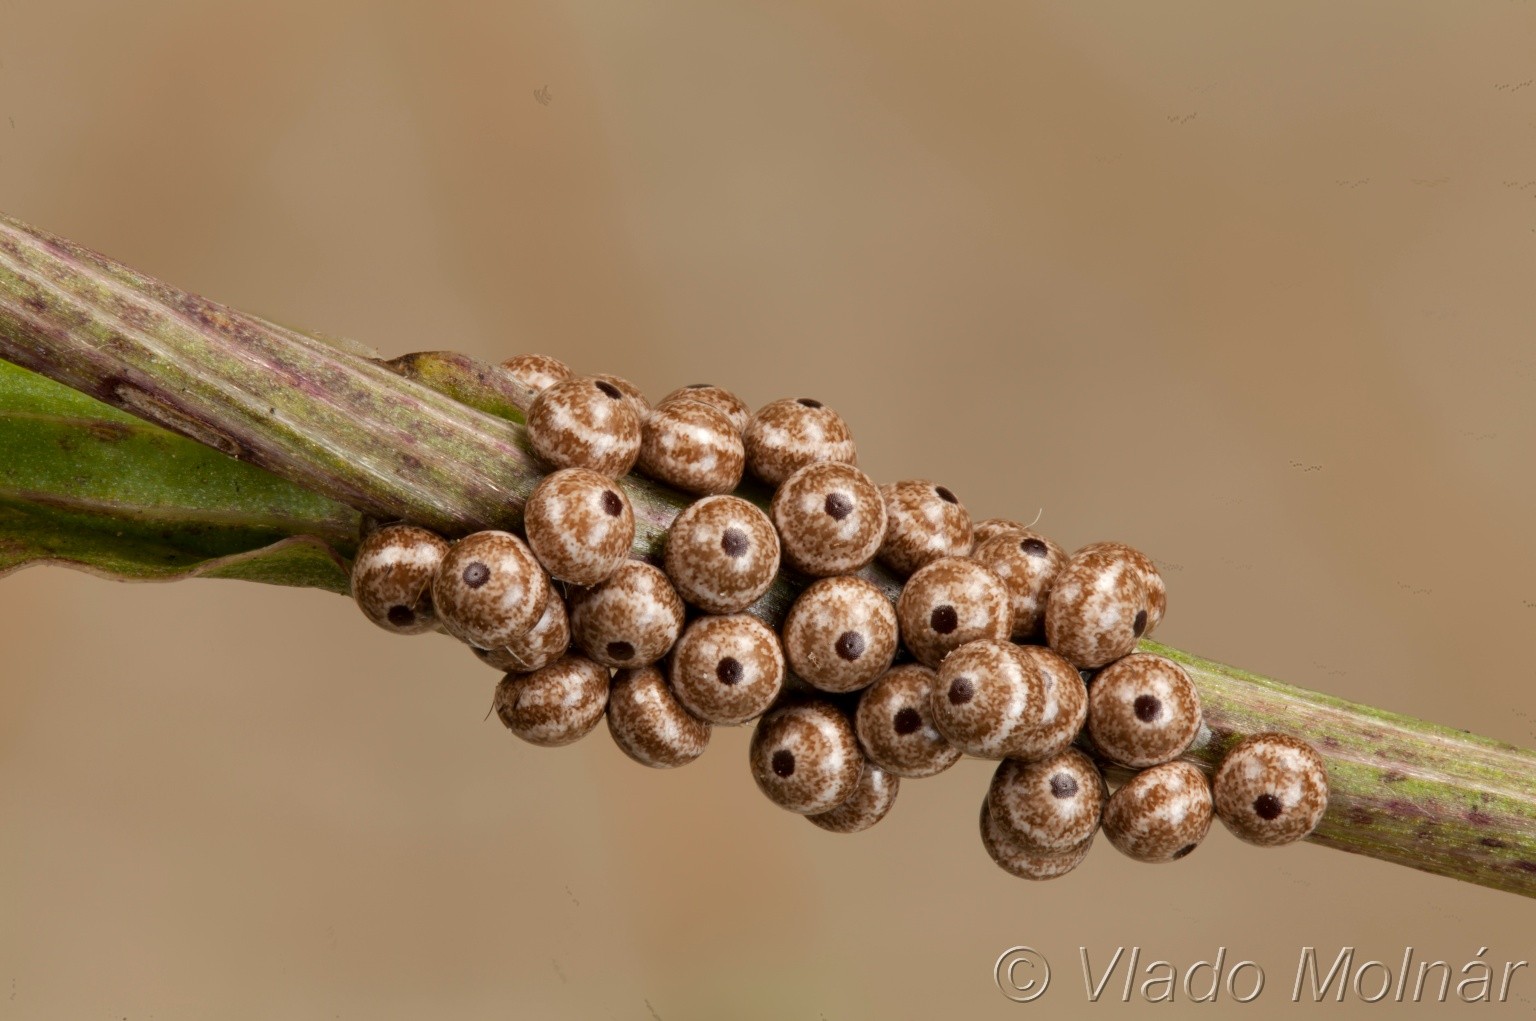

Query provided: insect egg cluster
[347,354,1332,879]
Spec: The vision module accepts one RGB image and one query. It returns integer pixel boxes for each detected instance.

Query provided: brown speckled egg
[500,353,571,392]
[1087,653,1203,768]
[896,557,1011,668]
[669,614,785,725]
[877,480,973,576]
[658,384,751,433]
[743,397,857,486]
[350,523,449,634]
[592,372,651,420]
[972,530,1067,641]
[781,576,899,693]
[971,518,1028,546]
[807,761,899,834]
[568,561,685,668]
[987,748,1106,854]
[931,639,1046,759]
[770,461,887,577]
[1044,543,1153,669]
[433,531,548,650]
[662,495,780,613]
[606,665,711,768]
[980,800,1095,881]
[749,701,864,814]
[493,653,610,747]
[523,467,635,586]
[1005,645,1089,763]
[526,376,643,477]
[1213,732,1329,847]
[854,664,963,778]
[470,577,570,672]
[637,398,745,495]
[1076,541,1167,636]
[1102,760,1213,863]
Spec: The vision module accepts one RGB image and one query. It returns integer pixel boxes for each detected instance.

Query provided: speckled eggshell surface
[877,480,973,576]
[980,799,1095,881]
[526,376,643,477]
[1004,645,1089,764]
[896,557,1011,668]
[807,760,899,834]
[781,576,899,693]
[668,614,785,725]
[493,653,611,748]
[657,383,751,433]
[770,461,887,577]
[349,523,449,634]
[500,352,571,392]
[930,638,1046,759]
[1044,543,1152,669]
[971,530,1067,642]
[663,495,781,614]
[568,560,685,668]
[432,530,549,650]
[1213,732,1330,847]
[854,663,963,779]
[743,397,858,486]
[1102,760,1214,863]
[1086,653,1203,768]
[637,398,746,496]
[606,665,711,769]
[987,747,1106,853]
[523,467,635,586]
[750,701,864,815]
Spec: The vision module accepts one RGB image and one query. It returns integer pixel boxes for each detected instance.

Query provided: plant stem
[2,212,1534,897]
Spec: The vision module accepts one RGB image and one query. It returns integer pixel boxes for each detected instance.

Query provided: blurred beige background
[3,1,1536,1017]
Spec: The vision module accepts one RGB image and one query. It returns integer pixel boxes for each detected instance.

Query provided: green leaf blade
[0,358,359,590]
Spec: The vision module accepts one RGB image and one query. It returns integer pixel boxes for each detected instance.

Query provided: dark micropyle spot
[824,492,853,520]
[686,383,710,389]
[601,490,624,517]
[1133,609,1148,637]
[720,528,750,558]
[1253,793,1284,820]
[1172,844,1198,860]
[386,605,415,627]
[463,562,491,588]
[948,677,975,705]
[1021,538,1048,558]
[930,605,958,634]
[606,641,635,661]
[796,397,823,408]
[935,486,958,504]
[893,707,922,735]
[1050,774,1079,799]
[716,657,743,685]
[594,380,623,400]
[1133,694,1163,723]
[835,631,866,661]
[771,749,796,777]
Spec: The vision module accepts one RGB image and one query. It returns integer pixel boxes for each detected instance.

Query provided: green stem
[2,211,1533,897]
